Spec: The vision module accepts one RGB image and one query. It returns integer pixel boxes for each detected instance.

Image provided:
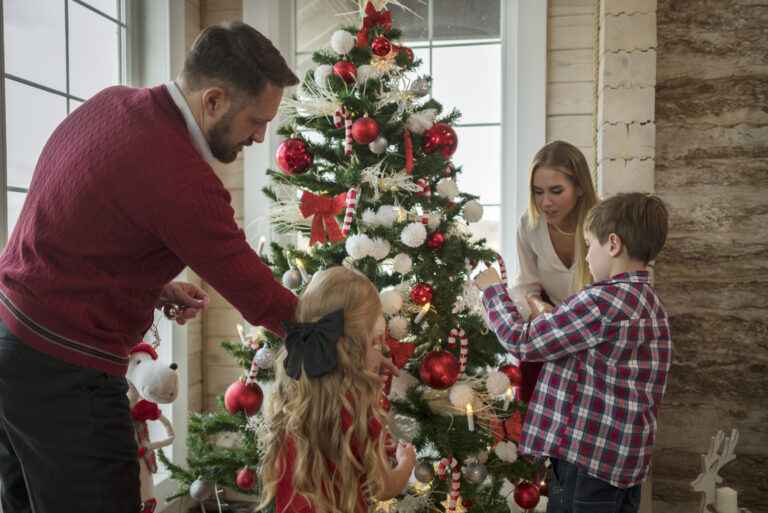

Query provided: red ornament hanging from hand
[276,138,313,175]
[419,350,460,390]
[351,116,380,144]
[423,123,458,158]
[499,363,523,387]
[410,283,433,305]
[333,60,357,83]
[371,36,392,57]
[224,379,263,416]
[514,482,541,510]
[427,231,445,250]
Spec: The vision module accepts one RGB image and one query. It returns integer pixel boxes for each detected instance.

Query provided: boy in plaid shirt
[476,193,671,513]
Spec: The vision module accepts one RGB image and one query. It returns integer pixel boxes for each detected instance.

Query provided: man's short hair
[585,193,669,264]
[181,21,299,96]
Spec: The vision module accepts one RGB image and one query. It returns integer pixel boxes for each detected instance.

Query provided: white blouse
[513,212,577,313]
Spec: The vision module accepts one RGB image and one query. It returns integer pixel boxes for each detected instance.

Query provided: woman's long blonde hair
[527,140,598,291]
[259,266,386,513]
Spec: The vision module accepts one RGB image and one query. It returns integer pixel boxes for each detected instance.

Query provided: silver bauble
[281,269,302,289]
[464,462,488,484]
[414,461,435,483]
[254,346,275,369]
[390,413,421,442]
[410,77,431,97]
[189,478,213,501]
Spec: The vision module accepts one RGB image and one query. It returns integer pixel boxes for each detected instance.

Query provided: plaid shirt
[482,271,671,488]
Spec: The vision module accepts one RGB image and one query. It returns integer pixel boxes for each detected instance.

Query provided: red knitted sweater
[0,85,296,375]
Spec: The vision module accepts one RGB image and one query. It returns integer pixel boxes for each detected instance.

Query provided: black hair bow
[283,309,345,380]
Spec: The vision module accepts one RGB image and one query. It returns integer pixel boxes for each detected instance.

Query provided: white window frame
[243,0,546,277]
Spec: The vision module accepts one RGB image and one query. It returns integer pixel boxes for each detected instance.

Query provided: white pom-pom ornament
[463,200,484,223]
[392,253,412,274]
[400,222,427,248]
[436,177,460,199]
[356,64,376,84]
[345,234,373,260]
[376,205,397,228]
[368,136,388,154]
[371,238,391,261]
[362,208,378,226]
[406,109,437,135]
[449,383,475,408]
[314,65,333,87]
[494,441,518,463]
[388,315,409,339]
[486,370,511,396]
[330,30,356,55]
[426,212,442,231]
[380,288,403,315]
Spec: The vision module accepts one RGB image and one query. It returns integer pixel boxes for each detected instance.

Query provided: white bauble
[345,234,373,260]
[486,370,511,396]
[400,222,427,248]
[313,65,333,88]
[389,371,418,400]
[368,135,388,154]
[362,208,378,226]
[380,288,404,315]
[436,177,460,199]
[405,109,437,135]
[448,383,475,408]
[392,253,413,274]
[494,441,518,463]
[281,269,302,289]
[356,64,377,84]
[463,200,484,223]
[376,205,397,228]
[330,30,356,55]
[388,315,409,339]
[371,238,391,261]
[426,212,442,231]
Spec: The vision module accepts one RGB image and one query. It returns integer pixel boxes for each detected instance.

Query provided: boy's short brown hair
[585,193,669,264]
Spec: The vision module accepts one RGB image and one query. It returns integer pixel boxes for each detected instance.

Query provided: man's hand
[158,281,209,325]
[474,267,503,291]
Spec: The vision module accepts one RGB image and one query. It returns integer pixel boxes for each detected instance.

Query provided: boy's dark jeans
[547,458,642,513]
[0,320,140,513]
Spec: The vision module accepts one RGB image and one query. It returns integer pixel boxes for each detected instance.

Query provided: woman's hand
[527,295,554,318]
[157,281,209,325]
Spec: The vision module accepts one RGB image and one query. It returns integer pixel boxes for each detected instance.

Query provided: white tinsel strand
[341,187,359,236]
[280,80,339,122]
[437,457,461,513]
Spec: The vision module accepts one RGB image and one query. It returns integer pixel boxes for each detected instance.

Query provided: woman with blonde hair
[259,266,416,513]
[514,140,598,402]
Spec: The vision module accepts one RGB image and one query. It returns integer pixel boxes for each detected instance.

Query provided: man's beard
[208,110,241,164]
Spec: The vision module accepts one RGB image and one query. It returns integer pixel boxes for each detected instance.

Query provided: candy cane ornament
[495,252,508,284]
[437,457,461,512]
[344,114,353,156]
[245,352,260,386]
[341,187,360,237]
[449,328,469,373]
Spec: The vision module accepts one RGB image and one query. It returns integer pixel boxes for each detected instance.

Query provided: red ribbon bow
[357,2,393,47]
[300,191,347,246]
[131,399,161,422]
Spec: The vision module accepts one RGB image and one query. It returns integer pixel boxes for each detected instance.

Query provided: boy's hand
[474,267,503,291]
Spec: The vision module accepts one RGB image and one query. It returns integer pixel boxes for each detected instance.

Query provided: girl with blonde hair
[516,140,598,401]
[259,266,416,513]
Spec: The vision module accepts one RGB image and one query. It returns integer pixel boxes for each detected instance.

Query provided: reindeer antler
[691,429,740,512]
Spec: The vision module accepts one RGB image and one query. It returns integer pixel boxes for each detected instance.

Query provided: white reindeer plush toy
[126,343,179,513]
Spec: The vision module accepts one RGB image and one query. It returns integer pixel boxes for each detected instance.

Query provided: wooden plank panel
[547,83,594,115]
[549,15,594,50]
[549,49,594,83]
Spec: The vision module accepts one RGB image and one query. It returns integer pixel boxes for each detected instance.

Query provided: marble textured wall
[653,1,768,511]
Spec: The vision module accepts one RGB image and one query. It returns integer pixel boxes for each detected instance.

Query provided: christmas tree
[162,2,547,512]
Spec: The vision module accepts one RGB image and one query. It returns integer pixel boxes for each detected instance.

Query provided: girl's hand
[474,267,503,291]
[395,442,416,466]
[527,295,554,317]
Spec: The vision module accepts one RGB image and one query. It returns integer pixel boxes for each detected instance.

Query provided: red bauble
[371,36,392,57]
[224,379,264,416]
[422,123,458,158]
[420,351,460,389]
[236,467,256,491]
[333,60,357,83]
[426,231,445,250]
[514,482,541,510]
[499,363,523,387]
[462,499,473,509]
[410,283,433,305]
[394,45,414,63]
[351,117,380,144]
[415,178,431,197]
[276,138,313,175]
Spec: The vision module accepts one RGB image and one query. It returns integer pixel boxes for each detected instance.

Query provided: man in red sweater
[0,22,299,513]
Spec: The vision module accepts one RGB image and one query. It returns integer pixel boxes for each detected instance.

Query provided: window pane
[80,0,118,19]
[469,205,500,252]
[7,190,27,236]
[5,81,68,189]
[432,43,500,124]
[453,125,500,204]
[295,0,357,54]
[3,0,67,90]
[434,0,500,41]
[69,0,120,99]
[390,0,428,43]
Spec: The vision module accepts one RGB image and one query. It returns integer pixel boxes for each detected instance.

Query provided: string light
[256,236,266,257]
[294,259,310,283]
[466,403,475,432]
[414,302,431,323]
[236,323,247,346]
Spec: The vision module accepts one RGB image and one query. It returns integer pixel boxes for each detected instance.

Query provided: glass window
[1,0,128,244]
